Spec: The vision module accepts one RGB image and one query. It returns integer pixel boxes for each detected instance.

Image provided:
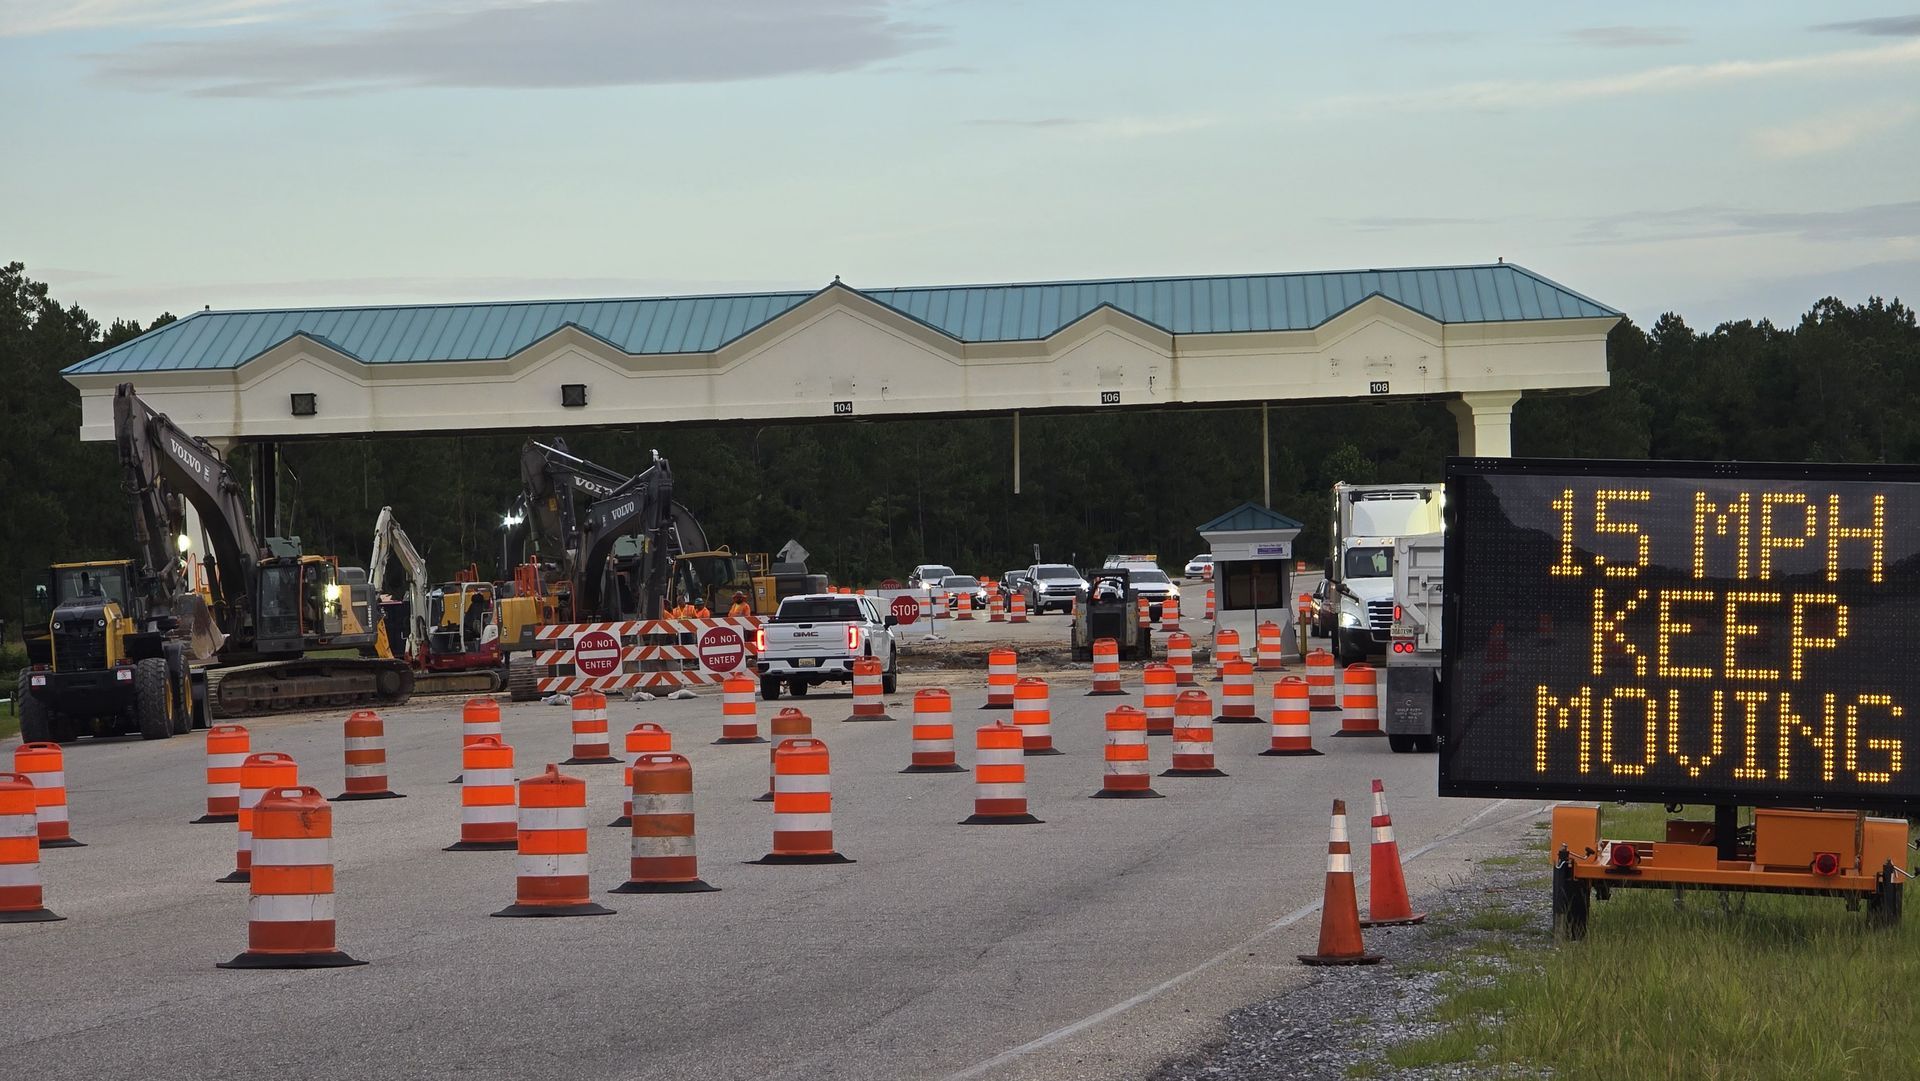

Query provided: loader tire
[135,657,174,740]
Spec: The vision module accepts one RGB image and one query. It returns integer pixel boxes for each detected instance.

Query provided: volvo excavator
[102,383,413,718]
[368,506,508,694]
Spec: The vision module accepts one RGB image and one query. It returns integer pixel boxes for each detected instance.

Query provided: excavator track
[412,668,505,697]
[205,657,415,720]
[507,656,541,702]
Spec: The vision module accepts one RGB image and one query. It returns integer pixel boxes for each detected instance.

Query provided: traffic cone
[1361,780,1426,927]
[960,721,1041,825]
[609,722,671,827]
[1298,799,1381,966]
[451,697,502,782]
[335,710,405,801]
[193,724,249,823]
[563,691,620,764]
[14,743,83,848]
[0,773,62,923]
[750,738,854,864]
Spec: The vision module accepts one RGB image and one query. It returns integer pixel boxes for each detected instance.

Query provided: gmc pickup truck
[753,593,899,700]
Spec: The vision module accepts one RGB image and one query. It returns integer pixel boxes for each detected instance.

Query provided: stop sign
[699,626,745,673]
[890,594,920,626]
[574,630,622,677]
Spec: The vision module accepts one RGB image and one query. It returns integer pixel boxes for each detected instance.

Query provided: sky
[3,0,1917,330]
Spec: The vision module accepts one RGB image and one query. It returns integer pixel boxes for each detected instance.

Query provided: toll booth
[1197,502,1304,657]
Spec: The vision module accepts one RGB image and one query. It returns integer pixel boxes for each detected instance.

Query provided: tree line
[4,259,1916,636]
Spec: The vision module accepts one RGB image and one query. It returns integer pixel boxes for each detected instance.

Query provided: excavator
[102,383,413,718]
[368,506,507,694]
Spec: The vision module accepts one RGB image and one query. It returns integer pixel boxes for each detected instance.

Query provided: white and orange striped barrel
[496,765,611,916]
[1135,596,1150,629]
[1166,690,1225,776]
[1160,594,1181,632]
[988,591,1005,623]
[615,752,716,892]
[984,649,1018,709]
[1217,661,1258,723]
[225,752,297,882]
[1008,591,1028,623]
[0,772,61,922]
[13,743,79,848]
[963,721,1038,823]
[761,707,812,801]
[1093,706,1160,799]
[197,724,250,823]
[1305,649,1338,709]
[614,723,671,826]
[904,688,965,772]
[1256,621,1286,671]
[943,592,959,619]
[1204,586,1216,620]
[337,710,401,800]
[1088,638,1126,696]
[846,657,890,721]
[448,737,516,851]
[565,690,618,763]
[219,785,362,968]
[1141,663,1176,736]
[1166,632,1196,687]
[1213,628,1243,674]
[1337,663,1383,737]
[1262,677,1322,756]
[1011,677,1057,755]
[462,697,502,744]
[761,738,848,861]
[717,675,763,744]
[957,592,974,621]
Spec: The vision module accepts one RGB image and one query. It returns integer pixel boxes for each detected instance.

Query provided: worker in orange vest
[727,591,752,617]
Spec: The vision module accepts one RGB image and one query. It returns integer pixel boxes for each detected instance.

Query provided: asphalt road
[2,641,1543,1081]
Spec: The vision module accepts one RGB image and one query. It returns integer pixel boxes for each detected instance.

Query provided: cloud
[1751,103,1920,157]
[92,0,942,95]
[0,0,296,37]
[1562,25,1689,48]
[1316,37,1920,113]
[1578,201,1920,245]
[1331,216,1495,231]
[1812,15,1920,37]
[966,115,1217,140]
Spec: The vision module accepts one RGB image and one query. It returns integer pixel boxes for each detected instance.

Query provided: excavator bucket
[178,593,226,665]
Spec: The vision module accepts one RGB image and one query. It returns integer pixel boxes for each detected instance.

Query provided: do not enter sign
[890,594,920,626]
[574,630,622,677]
[699,626,746,673]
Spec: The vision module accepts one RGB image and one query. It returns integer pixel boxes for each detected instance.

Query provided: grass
[1385,805,1920,1081]
[1479,852,1535,867]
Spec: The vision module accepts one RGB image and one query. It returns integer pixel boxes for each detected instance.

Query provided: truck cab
[754,593,899,700]
[1327,483,1443,664]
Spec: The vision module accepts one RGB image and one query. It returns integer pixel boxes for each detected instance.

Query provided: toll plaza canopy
[64,262,1620,457]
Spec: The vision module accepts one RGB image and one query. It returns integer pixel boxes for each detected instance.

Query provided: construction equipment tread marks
[134,657,174,740]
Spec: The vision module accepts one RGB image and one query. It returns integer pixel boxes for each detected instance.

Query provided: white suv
[1023,564,1087,614]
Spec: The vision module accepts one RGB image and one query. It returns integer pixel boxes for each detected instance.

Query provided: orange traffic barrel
[336,710,404,801]
[750,738,854,864]
[14,743,82,848]
[1091,706,1161,799]
[957,592,974,621]
[220,752,297,883]
[983,649,1018,710]
[1216,661,1259,724]
[1298,799,1382,966]
[451,697,502,783]
[218,785,366,968]
[564,690,620,764]
[1008,591,1028,623]
[194,724,250,823]
[716,676,765,744]
[844,656,893,721]
[1204,586,1216,620]
[1159,594,1181,632]
[988,591,1006,623]
[1087,638,1128,696]
[1166,632,1196,686]
[613,752,718,894]
[1163,690,1226,778]
[1211,628,1242,681]
[1336,664,1384,737]
[962,720,1040,824]
[757,707,813,802]
[902,689,967,773]
[1011,677,1058,755]
[0,773,62,923]
[493,765,614,917]
[1304,649,1338,709]
[1141,663,1176,737]
[1261,677,1322,757]
[446,737,516,851]
[1256,621,1285,671]
[610,722,672,827]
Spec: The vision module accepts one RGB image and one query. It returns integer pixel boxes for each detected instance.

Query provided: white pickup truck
[753,593,899,700]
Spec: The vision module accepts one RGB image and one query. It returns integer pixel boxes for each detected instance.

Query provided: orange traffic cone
[1298,799,1381,966]
[1361,779,1426,927]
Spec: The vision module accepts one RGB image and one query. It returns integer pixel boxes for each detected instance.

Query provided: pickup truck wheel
[1387,734,1417,754]
[882,656,898,695]
[759,677,782,701]
[788,680,809,698]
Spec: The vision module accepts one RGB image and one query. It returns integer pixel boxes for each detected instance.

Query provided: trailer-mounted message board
[1440,458,1920,810]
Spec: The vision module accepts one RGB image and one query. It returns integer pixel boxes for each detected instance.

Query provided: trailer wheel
[1868,861,1904,930]
[1387,734,1418,754]
[134,657,174,740]
[1552,850,1590,942]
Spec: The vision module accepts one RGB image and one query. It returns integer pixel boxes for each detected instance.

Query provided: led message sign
[1440,458,1920,809]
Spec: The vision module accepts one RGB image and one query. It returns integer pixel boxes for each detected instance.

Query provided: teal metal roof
[66,263,1617,375]
[1197,501,1305,533]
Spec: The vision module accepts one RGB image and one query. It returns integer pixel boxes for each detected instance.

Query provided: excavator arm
[574,458,674,620]
[369,506,431,661]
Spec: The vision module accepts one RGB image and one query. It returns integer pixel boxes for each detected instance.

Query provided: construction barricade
[613,752,717,893]
[1091,706,1161,799]
[218,786,365,969]
[521,617,762,696]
